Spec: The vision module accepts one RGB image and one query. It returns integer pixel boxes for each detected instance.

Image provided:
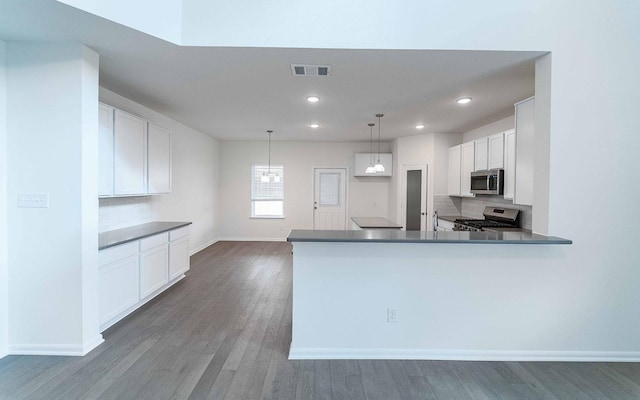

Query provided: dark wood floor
[1,241,640,399]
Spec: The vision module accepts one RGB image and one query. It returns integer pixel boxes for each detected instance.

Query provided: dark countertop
[287,229,571,245]
[99,221,192,250]
[351,217,402,229]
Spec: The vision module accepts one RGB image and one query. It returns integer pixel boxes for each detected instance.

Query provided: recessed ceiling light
[457,97,472,104]
[309,124,319,129]
[415,124,425,129]
[306,96,320,103]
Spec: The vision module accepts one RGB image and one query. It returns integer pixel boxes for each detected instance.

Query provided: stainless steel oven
[470,169,504,195]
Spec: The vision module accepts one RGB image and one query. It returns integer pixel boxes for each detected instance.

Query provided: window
[251,164,284,218]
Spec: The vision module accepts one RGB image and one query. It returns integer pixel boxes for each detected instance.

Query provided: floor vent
[291,64,332,77]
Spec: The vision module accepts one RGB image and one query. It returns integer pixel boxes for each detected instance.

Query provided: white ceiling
[0,0,544,142]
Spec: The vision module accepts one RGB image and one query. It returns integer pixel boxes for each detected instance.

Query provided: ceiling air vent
[291,64,332,77]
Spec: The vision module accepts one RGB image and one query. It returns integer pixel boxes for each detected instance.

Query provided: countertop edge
[287,238,572,245]
[99,221,193,250]
[286,229,572,245]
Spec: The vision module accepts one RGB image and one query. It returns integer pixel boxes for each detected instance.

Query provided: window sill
[250,216,285,219]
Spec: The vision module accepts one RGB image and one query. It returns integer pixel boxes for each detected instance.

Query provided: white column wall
[7,43,102,355]
[99,88,220,254]
[0,39,8,358]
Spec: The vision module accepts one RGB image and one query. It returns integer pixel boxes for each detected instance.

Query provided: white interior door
[400,165,428,231]
[313,168,347,230]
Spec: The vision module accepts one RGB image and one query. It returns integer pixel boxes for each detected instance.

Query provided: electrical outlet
[387,308,397,323]
[18,193,49,208]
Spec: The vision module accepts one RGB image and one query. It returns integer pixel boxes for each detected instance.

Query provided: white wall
[433,133,462,195]
[7,43,102,355]
[0,39,8,358]
[533,54,551,234]
[218,140,390,240]
[99,88,220,254]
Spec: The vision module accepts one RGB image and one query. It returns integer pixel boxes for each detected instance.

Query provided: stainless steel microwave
[470,169,504,195]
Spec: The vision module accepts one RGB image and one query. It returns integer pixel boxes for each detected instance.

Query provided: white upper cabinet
[98,104,115,197]
[514,97,535,206]
[447,145,461,196]
[114,109,148,195]
[487,132,505,169]
[147,123,172,194]
[504,129,516,200]
[100,104,172,197]
[460,141,475,197]
[474,138,488,171]
[448,141,475,197]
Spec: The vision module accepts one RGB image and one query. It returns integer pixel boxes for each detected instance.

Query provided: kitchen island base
[287,237,638,362]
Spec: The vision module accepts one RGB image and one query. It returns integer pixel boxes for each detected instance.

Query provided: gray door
[405,169,422,231]
[401,164,427,231]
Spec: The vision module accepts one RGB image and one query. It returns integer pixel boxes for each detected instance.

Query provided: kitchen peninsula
[287,229,573,361]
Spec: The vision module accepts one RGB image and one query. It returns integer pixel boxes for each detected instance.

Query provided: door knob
[314,206,318,209]
[421,212,425,215]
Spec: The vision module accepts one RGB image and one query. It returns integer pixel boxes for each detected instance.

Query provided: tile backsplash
[433,195,462,216]
[99,196,154,232]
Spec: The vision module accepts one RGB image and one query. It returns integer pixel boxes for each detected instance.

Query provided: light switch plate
[18,193,49,208]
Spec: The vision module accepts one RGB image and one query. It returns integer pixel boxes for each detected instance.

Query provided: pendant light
[365,123,377,174]
[261,130,280,182]
[374,113,385,172]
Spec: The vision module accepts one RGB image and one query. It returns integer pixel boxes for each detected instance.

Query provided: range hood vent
[291,64,332,77]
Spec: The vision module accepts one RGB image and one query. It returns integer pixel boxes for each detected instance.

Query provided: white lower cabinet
[99,242,139,327]
[169,226,190,280]
[98,226,190,332]
[140,233,169,299]
[437,219,455,232]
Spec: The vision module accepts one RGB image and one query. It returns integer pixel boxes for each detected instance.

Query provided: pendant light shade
[374,113,385,172]
[365,123,377,174]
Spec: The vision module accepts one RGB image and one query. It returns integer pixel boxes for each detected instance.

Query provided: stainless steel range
[454,206,521,232]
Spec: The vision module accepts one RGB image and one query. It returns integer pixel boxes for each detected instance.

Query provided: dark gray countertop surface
[99,221,192,250]
[351,217,402,229]
[287,229,571,245]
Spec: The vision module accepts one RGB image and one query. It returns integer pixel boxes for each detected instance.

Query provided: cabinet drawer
[99,242,138,265]
[170,226,190,241]
[140,232,168,252]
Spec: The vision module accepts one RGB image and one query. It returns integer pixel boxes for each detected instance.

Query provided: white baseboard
[10,334,104,357]
[289,347,640,362]
[217,237,287,242]
[190,238,219,255]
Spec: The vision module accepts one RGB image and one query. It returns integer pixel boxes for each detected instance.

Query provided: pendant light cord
[376,113,383,162]
[369,123,375,165]
[267,130,273,174]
